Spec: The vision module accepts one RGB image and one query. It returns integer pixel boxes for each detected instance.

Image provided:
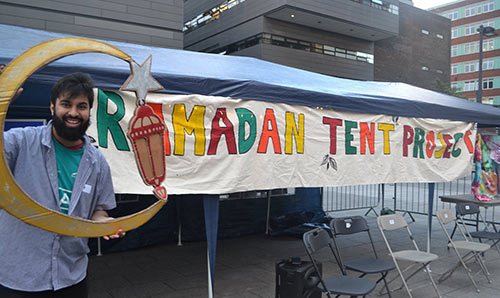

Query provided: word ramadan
[96,91,473,158]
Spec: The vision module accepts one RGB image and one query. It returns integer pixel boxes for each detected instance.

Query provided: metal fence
[322,174,500,225]
[322,184,381,216]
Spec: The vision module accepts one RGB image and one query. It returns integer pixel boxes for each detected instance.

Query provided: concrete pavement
[88,210,500,298]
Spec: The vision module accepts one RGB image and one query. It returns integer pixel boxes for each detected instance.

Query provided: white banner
[88,90,476,195]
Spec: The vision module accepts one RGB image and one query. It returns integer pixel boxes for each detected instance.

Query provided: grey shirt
[0,123,116,291]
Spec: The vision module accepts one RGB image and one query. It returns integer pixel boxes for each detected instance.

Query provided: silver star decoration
[121,55,164,104]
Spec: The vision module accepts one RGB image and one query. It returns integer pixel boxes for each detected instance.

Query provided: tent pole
[177,196,183,246]
[207,249,213,298]
[427,183,435,253]
[266,190,271,234]
[203,195,219,298]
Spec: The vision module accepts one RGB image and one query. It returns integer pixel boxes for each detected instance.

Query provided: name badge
[83,184,92,194]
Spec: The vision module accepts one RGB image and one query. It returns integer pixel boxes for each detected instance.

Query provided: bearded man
[0,72,124,298]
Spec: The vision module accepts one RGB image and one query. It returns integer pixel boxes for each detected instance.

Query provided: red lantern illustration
[128,105,167,200]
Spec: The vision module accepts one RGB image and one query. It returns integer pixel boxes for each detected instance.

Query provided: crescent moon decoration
[0,37,168,237]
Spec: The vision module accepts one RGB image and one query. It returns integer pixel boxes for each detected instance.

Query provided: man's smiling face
[50,93,90,145]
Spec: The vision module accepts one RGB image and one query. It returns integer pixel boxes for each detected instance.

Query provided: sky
[413,0,459,10]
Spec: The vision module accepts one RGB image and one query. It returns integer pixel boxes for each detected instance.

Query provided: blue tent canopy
[2,24,500,126]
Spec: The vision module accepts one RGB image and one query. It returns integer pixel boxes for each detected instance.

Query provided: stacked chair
[377,214,441,298]
[329,216,395,297]
[302,227,376,297]
[436,209,491,293]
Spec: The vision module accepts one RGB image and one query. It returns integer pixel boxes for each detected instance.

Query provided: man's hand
[91,210,126,240]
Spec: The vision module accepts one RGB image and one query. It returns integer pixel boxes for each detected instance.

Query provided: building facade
[0,0,183,49]
[184,0,401,81]
[375,3,451,90]
[431,0,500,105]
[184,0,450,89]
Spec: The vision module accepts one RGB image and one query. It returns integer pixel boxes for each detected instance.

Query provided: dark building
[184,0,400,81]
[374,3,451,90]
[0,0,183,49]
[184,0,450,90]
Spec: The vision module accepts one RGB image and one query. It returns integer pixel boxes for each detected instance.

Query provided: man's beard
[52,114,90,142]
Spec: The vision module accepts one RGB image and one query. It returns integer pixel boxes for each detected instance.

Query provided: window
[451,28,458,38]
[483,58,495,70]
[464,42,479,54]
[465,24,476,36]
[451,45,458,57]
[484,0,495,13]
[211,33,374,64]
[183,0,246,33]
[324,45,335,55]
[483,78,494,89]
[346,50,357,60]
[421,29,429,35]
[464,61,478,73]
[483,39,495,51]
[483,97,494,104]
[464,1,495,18]
[464,80,477,91]
[451,82,459,90]
[444,10,459,20]
[482,20,494,28]
[451,64,458,74]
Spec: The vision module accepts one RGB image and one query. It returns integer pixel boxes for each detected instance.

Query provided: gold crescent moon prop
[0,38,167,237]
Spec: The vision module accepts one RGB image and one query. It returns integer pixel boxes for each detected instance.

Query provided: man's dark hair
[50,72,94,108]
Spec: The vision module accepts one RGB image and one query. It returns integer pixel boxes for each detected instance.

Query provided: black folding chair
[330,216,396,297]
[454,202,500,255]
[303,228,376,298]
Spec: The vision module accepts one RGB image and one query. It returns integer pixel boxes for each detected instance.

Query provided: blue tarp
[2,24,500,126]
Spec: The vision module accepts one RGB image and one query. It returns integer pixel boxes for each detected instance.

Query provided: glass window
[483,39,495,51]
[483,78,494,89]
[464,42,479,54]
[335,48,346,58]
[465,24,476,36]
[324,45,335,55]
[483,59,495,70]
[464,62,478,73]
[464,43,471,54]
[452,28,458,38]
[451,45,458,57]
[464,80,477,91]
[483,97,494,104]
[451,64,458,74]
[312,43,323,53]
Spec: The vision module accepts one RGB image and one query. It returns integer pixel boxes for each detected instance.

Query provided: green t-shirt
[53,136,84,214]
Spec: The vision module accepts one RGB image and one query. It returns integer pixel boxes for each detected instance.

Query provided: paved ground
[88,210,500,298]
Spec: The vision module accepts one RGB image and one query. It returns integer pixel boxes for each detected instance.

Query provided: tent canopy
[1,24,500,126]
